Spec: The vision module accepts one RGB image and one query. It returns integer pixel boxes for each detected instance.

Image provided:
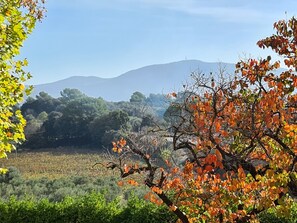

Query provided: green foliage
[130,91,146,103]
[259,202,297,223]
[115,195,177,223]
[21,92,61,117]
[0,193,175,223]
[146,93,169,118]
[0,166,21,183]
[0,167,128,202]
[127,116,142,132]
[60,88,86,102]
[0,0,44,172]
[21,89,109,147]
[163,105,183,130]
[89,110,129,146]
[0,166,154,205]
[20,90,169,149]
[56,95,107,143]
[140,114,156,129]
[164,92,196,124]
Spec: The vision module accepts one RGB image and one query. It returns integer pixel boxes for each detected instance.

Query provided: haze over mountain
[32,60,236,101]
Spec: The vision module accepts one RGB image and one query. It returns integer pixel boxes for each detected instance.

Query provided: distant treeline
[20,89,171,149]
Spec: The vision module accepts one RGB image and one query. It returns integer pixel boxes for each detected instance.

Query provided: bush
[0,167,21,183]
[0,193,175,223]
[259,201,297,223]
[115,195,176,223]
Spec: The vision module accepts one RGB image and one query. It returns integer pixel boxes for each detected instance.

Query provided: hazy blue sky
[21,0,297,84]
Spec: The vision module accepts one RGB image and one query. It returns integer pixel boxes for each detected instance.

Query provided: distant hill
[32,60,236,101]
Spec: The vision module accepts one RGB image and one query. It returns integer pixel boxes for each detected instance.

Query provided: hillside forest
[20,89,171,149]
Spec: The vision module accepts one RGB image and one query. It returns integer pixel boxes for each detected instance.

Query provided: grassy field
[1,147,118,179]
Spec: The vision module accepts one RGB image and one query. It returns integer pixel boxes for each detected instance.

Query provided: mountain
[32,60,236,101]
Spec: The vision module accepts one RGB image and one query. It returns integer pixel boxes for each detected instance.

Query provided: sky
[21,0,297,84]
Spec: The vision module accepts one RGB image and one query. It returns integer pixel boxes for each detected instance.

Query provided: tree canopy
[130,91,146,103]
[0,0,44,173]
[20,89,167,149]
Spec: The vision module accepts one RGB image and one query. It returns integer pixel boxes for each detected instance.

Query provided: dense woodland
[20,89,170,149]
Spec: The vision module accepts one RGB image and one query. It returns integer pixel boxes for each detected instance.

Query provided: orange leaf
[204,165,213,172]
[124,164,129,173]
[127,179,138,186]
[197,167,203,175]
[169,205,177,211]
[152,186,163,194]
[215,122,221,132]
[284,124,291,132]
[172,167,179,174]
[215,150,223,162]
[119,138,126,147]
[238,166,246,178]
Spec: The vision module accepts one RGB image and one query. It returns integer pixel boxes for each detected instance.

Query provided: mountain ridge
[32,60,236,101]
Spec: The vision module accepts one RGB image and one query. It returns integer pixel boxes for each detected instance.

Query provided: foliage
[107,17,297,223]
[130,91,146,103]
[60,88,87,102]
[21,92,61,117]
[21,90,168,149]
[114,195,177,223]
[0,166,149,203]
[0,191,294,223]
[21,89,109,148]
[0,0,44,172]
[56,96,107,143]
[0,193,175,223]
[258,202,297,223]
[0,168,295,223]
[89,110,129,146]
[146,93,170,118]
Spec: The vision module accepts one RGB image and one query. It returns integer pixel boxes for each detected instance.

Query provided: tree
[146,93,169,118]
[60,88,86,103]
[140,114,155,130]
[130,91,146,103]
[89,110,129,147]
[21,92,61,116]
[41,111,63,146]
[0,0,44,172]
[57,96,107,145]
[106,17,297,223]
[22,113,46,148]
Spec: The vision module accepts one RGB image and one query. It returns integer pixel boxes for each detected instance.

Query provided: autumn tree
[0,0,44,172]
[106,17,297,222]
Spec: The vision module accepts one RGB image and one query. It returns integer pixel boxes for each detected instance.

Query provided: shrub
[259,202,297,223]
[0,193,175,223]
